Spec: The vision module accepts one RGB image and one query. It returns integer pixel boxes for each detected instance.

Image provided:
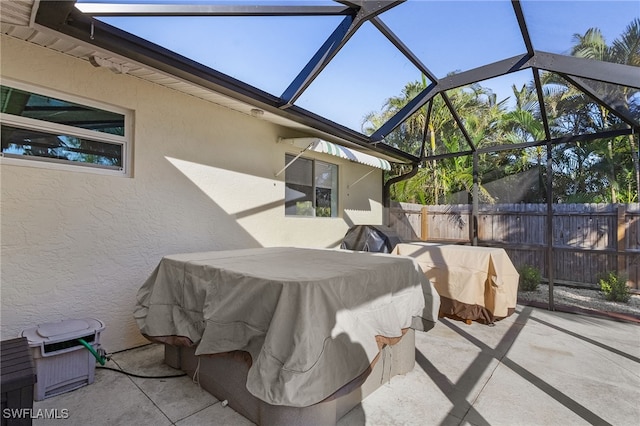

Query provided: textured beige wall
[0,35,384,351]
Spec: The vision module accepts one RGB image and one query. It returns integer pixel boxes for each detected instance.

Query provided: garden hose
[77,339,186,379]
[77,338,106,365]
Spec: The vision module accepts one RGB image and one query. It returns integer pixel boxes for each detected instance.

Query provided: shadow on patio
[31,305,639,425]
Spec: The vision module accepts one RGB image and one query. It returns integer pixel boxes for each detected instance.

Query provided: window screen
[285,154,338,217]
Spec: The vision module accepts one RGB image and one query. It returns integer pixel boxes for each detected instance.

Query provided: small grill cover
[340,225,403,253]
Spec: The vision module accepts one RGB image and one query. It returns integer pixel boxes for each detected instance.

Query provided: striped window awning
[279,137,391,171]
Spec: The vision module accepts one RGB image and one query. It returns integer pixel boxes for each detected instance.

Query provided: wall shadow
[416,306,615,426]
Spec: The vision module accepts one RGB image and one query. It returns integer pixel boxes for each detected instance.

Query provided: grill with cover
[340,225,403,253]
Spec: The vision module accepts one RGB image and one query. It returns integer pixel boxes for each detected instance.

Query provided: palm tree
[568,18,640,202]
[365,78,501,204]
[366,19,638,206]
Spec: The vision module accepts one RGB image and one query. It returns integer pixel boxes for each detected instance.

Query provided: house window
[285,154,338,217]
[0,81,131,175]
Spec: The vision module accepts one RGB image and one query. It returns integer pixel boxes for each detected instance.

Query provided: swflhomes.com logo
[2,408,69,420]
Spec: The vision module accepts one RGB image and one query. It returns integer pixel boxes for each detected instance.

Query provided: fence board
[389,202,640,288]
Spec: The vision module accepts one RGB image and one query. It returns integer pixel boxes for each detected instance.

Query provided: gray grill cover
[340,225,403,253]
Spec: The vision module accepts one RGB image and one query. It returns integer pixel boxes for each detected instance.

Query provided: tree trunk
[629,134,640,200]
[608,139,617,203]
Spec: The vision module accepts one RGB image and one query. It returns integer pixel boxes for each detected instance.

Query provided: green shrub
[518,265,541,292]
[599,272,631,303]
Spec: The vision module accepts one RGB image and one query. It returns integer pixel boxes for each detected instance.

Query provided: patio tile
[109,344,218,422]
[132,375,218,423]
[507,314,640,391]
[32,368,172,426]
[464,362,590,426]
[338,368,465,426]
[175,402,255,426]
[413,319,512,420]
[108,343,179,376]
[497,309,640,426]
[524,307,640,359]
[465,355,640,425]
[25,307,640,426]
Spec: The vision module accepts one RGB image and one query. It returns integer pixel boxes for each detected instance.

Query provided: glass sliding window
[314,160,338,217]
[0,82,130,174]
[1,125,123,169]
[1,86,125,135]
[285,154,338,217]
[285,155,314,216]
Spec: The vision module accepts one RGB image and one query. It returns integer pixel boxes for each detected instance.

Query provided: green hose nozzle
[78,338,106,365]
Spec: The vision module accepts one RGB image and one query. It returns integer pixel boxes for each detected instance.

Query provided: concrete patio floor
[32,305,639,425]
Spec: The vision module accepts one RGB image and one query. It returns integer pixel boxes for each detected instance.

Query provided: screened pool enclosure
[18,0,640,298]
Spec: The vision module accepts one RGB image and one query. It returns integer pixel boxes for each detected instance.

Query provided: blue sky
[84,0,640,132]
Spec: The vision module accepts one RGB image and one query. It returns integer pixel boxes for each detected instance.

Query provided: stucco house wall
[0,35,385,351]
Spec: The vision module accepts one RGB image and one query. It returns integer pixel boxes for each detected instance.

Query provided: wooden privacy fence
[389,202,640,288]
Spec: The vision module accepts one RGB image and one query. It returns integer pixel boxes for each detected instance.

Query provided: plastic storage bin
[1,337,36,426]
[20,318,104,401]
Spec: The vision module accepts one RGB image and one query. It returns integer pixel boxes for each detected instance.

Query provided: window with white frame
[0,81,131,175]
[285,153,338,217]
